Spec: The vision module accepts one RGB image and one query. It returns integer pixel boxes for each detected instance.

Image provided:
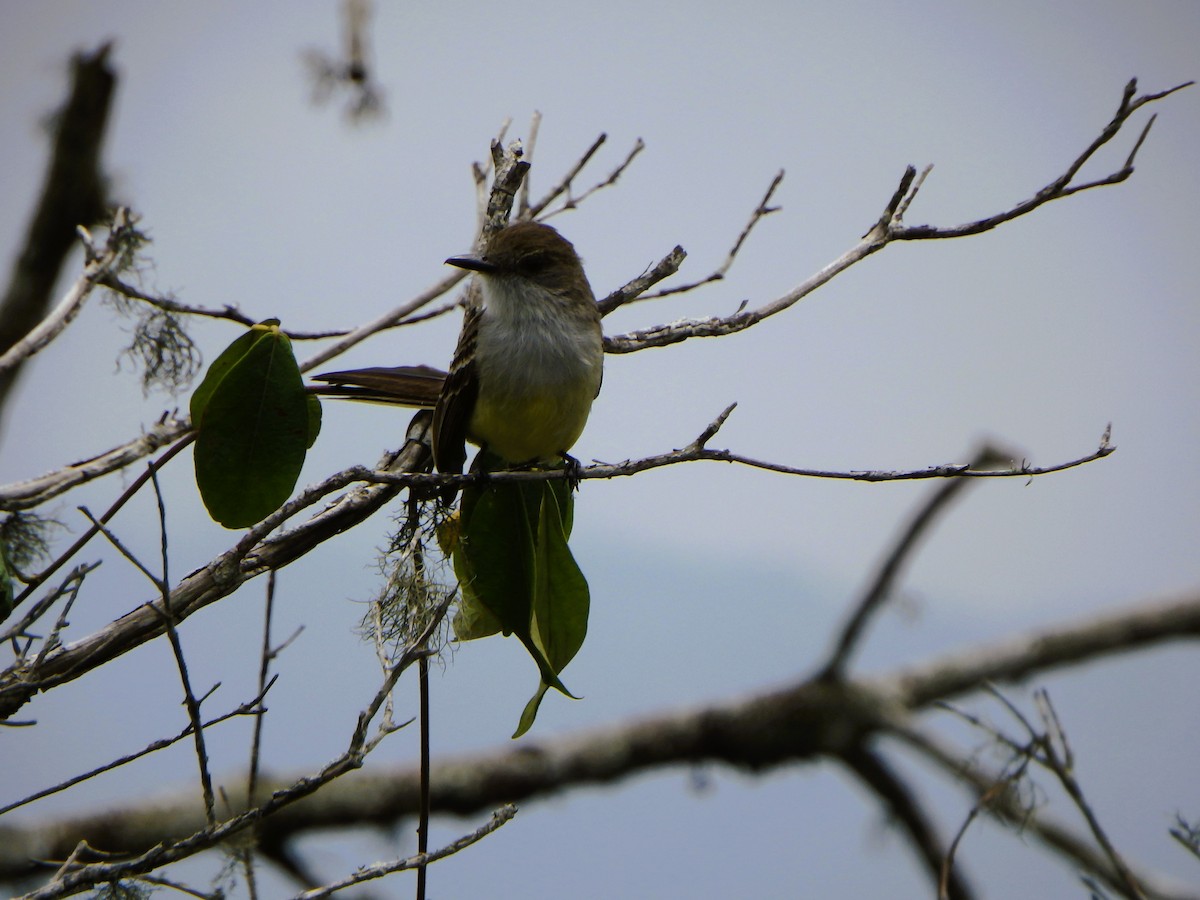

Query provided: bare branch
[8,589,1197,887]
[483,139,531,236]
[517,110,541,217]
[7,599,449,898]
[606,80,1190,354]
[1032,689,1148,899]
[939,754,1031,900]
[4,434,194,627]
[892,591,1200,710]
[894,725,1195,900]
[290,805,517,899]
[0,208,137,375]
[568,429,1112,484]
[0,416,189,513]
[534,136,646,221]
[841,745,976,900]
[4,586,1196,892]
[0,404,1118,721]
[893,79,1193,241]
[2,563,99,660]
[525,132,608,217]
[0,680,272,817]
[596,245,688,317]
[0,428,426,720]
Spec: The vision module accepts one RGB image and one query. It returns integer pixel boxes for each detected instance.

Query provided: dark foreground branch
[3,590,1196,890]
[0,43,116,419]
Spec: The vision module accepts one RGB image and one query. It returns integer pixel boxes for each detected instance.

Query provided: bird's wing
[311,365,447,408]
[432,305,481,476]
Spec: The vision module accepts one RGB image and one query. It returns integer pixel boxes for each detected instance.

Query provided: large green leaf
[454,480,536,638]
[451,472,591,735]
[192,322,314,528]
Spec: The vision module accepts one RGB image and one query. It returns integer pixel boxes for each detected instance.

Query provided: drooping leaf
[449,454,592,735]
[192,322,310,528]
[513,680,551,739]
[454,480,536,638]
[452,479,578,695]
[530,484,589,675]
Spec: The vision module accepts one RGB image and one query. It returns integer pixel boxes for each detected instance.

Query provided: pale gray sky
[2,3,1198,897]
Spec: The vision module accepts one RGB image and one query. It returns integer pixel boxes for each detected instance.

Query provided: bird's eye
[518,251,549,275]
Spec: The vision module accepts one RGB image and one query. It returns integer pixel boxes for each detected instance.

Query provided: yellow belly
[468,385,594,463]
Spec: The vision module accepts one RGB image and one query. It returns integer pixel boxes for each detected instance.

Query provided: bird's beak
[445,254,498,274]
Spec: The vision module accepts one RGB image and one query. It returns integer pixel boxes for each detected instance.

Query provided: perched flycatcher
[315,221,604,478]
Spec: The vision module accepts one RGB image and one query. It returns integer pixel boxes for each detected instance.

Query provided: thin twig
[0,681,272,816]
[298,272,466,373]
[605,81,1191,355]
[405,493,433,900]
[597,245,688,317]
[248,570,278,808]
[7,432,193,618]
[636,169,785,302]
[528,135,645,219]
[939,751,1032,899]
[1032,689,1147,899]
[892,79,1193,241]
[27,567,90,672]
[289,805,518,900]
[99,274,359,340]
[417,656,430,900]
[892,723,1193,900]
[517,110,541,217]
[3,562,100,659]
[77,507,163,590]
[525,132,607,217]
[241,569,281,899]
[14,599,452,899]
[148,468,217,826]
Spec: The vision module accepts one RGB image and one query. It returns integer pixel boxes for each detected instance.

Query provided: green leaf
[451,594,503,640]
[454,480,536,637]
[192,322,310,528]
[513,680,551,739]
[452,480,575,696]
[530,484,589,675]
[450,459,591,736]
[189,319,279,428]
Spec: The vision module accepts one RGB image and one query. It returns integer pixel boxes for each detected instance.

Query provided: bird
[313,221,604,485]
